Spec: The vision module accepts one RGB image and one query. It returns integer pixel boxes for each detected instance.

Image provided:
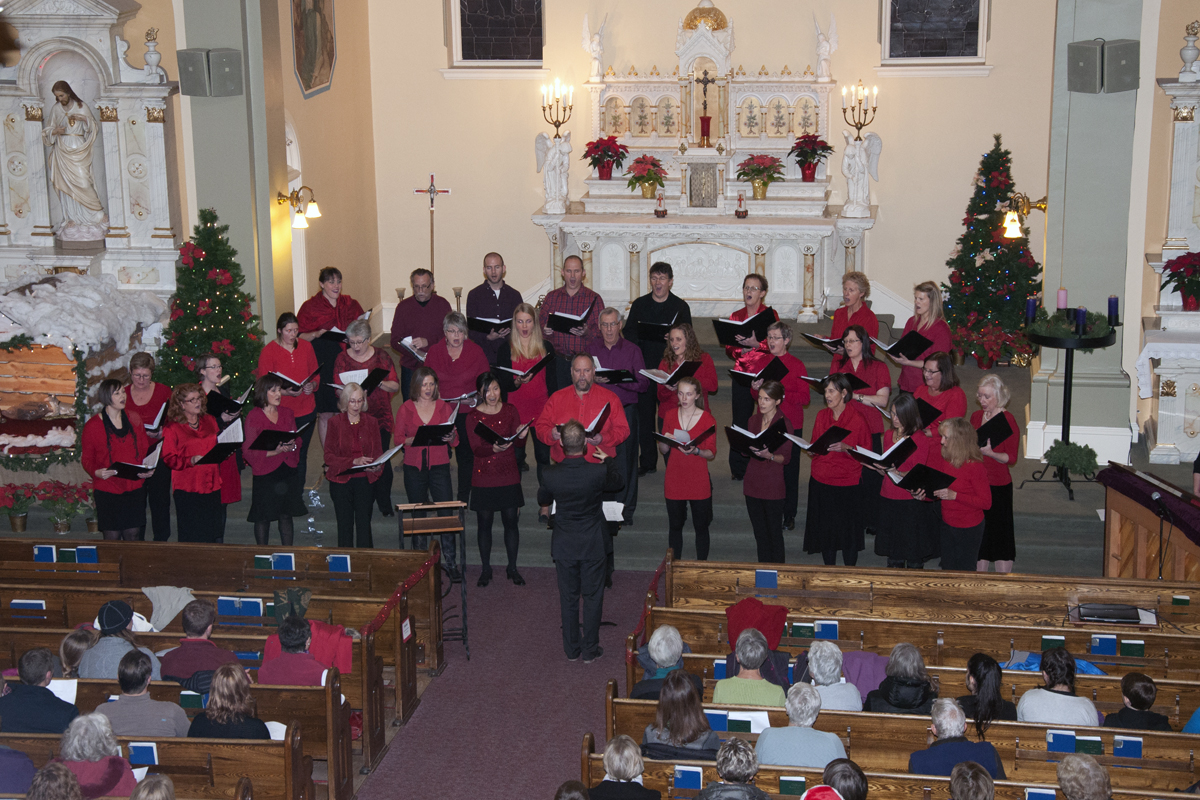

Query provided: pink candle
[1057,288,1068,309]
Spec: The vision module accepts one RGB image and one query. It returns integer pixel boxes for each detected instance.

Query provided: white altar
[0,0,179,296]
[532,0,877,319]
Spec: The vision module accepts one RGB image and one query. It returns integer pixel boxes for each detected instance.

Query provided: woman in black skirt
[197,355,242,543]
[81,379,153,540]
[162,384,223,542]
[241,375,304,546]
[323,382,383,548]
[871,394,939,568]
[972,374,1019,572]
[466,371,526,587]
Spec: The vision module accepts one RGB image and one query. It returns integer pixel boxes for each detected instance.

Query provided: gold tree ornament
[145,28,159,42]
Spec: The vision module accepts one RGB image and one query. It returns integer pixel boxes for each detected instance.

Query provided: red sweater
[832,356,891,435]
[324,413,382,484]
[466,404,522,488]
[257,339,319,418]
[333,348,398,433]
[971,409,1019,486]
[880,428,935,502]
[423,339,490,401]
[241,406,301,475]
[830,303,880,343]
[508,352,550,423]
[58,757,136,798]
[126,382,170,439]
[81,412,150,494]
[297,292,365,334]
[395,400,457,468]
[809,401,871,487]
[723,305,778,362]
[662,408,717,501]
[657,353,719,418]
[534,385,630,463]
[931,450,992,528]
[389,294,453,369]
[743,410,793,501]
[897,317,953,392]
[163,416,221,494]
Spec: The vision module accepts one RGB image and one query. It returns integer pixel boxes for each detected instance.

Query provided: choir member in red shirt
[125,351,172,541]
[297,267,366,444]
[914,352,967,440]
[242,375,304,546]
[833,324,892,531]
[82,379,153,540]
[749,321,810,530]
[829,272,880,348]
[743,380,794,563]
[972,375,1019,573]
[334,319,400,517]
[424,311,490,506]
[727,274,778,481]
[891,281,953,394]
[870,394,939,568]
[919,418,992,571]
[658,376,717,560]
[496,303,561,523]
[256,313,320,495]
[162,384,222,543]
[323,383,383,549]
[801,374,872,566]
[197,355,242,543]
[466,372,526,587]
[655,322,718,421]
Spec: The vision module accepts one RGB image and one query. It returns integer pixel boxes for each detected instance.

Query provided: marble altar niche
[532,0,877,320]
[0,0,179,298]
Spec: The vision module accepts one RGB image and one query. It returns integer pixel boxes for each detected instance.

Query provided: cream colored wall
[367,0,1055,310]
[277,0,381,314]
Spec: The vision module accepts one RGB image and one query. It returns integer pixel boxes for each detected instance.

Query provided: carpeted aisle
[357,565,653,800]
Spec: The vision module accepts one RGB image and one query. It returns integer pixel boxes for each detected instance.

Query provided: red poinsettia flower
[170,308,183,321]
[197,299,212,316]
[990,229,1008,244]
[241,307,252,321]
[181,356,194,370]
[988,171,1012,189]
[207,269,233,286]
[248,333,258,341]
[179,242,205,268]
[735,154,785,183]
[212,339,235,356]
[581,136,630,168]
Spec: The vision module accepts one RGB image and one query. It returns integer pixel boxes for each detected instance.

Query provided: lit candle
[1025,297,1037,324]
[1057,287,1068,309]
[872,86,878,108]
[1108,295,1119,326]
[841,87,847,108]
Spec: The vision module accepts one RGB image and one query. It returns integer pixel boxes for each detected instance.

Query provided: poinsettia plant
[581,136,630,169]
[0,483,38,515]
[952,320,1034,362]
[1161,251,1200,302]
[625,154,667,190]
[37,480,92,523]
[788,134,835,166]
[735,154,786,184]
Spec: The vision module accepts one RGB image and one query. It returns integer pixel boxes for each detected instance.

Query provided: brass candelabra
[541,79,574,140]
[841,79,878,141]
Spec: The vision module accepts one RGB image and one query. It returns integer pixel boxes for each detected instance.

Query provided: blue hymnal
[9,599,46,619]
[705,709,729,731]
[327,554,350,572]
[755,569,778,589]
[788,662,794,683]
[32,545,55,563]
[272,553,295,571]
[713,660,727,680]
[75,546,98,563]
[217,596,263,625]
[1025,789,1057,800]
[126,742,158,766]
[1113,736,1142,759]
[1047,730,1076,753]
[674,766,704,791]
[234,651,261,662]
[814,620,838,640]
[1090,635,1117,656]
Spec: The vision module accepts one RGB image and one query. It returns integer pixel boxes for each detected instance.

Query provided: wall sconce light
[277,185,321,229]
[1003,191,1047,239]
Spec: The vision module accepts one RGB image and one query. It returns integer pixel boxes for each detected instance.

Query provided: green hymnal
[254,555,272,570]
[1041,635,1066,651]
[727,718,753,733]
[179,691,203,709]
[1075,736,1103,755]
[779,777,807,796]
[791,622,814,639]
[1120,639,1145,657]
[1173,595,1190,606]
[57,549,77,563]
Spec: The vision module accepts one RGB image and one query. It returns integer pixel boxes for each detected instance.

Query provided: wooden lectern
[1101,463,1200,581]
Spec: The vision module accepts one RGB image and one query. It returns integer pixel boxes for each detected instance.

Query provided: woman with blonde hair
[130,775,175,800]
[830,271,879,346]
[394,365,459,562]
[323,382,384,548]
[659,375,718,561]
[187,663,270,739]
[161,383,222,542]
[891,281,953,396]
[921,418,991,571]
[972,374,1018,573]
[56,714,137,798]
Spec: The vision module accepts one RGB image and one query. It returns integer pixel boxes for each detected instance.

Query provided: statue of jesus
[41,80,107,240]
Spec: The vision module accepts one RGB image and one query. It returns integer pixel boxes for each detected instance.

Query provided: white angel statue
[535,131,572,215]
[841,130,882,218]
[814,13,838,83]
[582,14,607,81]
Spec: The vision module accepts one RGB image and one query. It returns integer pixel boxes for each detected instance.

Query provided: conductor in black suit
[538,419,624,663]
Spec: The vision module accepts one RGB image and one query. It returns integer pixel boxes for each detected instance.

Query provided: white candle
[568,86,574,106]
[872,86,878,108]
[541,86,547,106]
[841,87,847,108]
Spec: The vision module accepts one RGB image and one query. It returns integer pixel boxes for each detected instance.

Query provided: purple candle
[1076,306,1087,335]
[1025,297,1037,324]
[1108,295,1119,326]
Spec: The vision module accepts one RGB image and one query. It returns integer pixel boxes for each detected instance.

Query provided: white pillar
[1164,98,1200,253]
[144,102,174,247]
[21,101,52,240]
[97,101,129,249]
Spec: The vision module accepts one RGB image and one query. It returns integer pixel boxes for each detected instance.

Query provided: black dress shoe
[445,565,462,583]
[583,646,604,664]
[518,462,530,473]
[507,568,525,586]
[477,570,492,587]
[538,512,550,526]
[379,506,395,517]
[783,517,795,531]
[637,467,656,477]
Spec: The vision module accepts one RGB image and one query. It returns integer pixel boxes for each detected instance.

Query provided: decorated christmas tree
[155,208,265,397]
[942,134,1042,364]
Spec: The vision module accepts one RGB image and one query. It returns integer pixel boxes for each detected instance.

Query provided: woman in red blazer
[920,417,992,571]
[242,375,304,546]
[659,376,718,561]
[743,380,793,563]
[82,379,153,540]
[324,382,383,549]
[466,372,526,586]
[162,384,222,543]
[972,374,1020,573]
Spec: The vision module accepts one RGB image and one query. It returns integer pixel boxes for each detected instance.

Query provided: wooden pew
[0,722,312,800]
[0,778,255,800]
[603,682,1200,793]
[580,734,1199,800]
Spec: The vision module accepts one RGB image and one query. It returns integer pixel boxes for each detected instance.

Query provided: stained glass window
[884,0,986,63]
[456,0,542,64]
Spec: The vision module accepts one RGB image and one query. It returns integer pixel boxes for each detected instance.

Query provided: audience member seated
[78,601,162,681]
[60,628,99,678]
[1056,754,1111,800]
[160,599,239,679]
[1015,647,1099,727]
[822,759,867,800]
[755,684,846,768]
[806,641,863,711]
[908,699,1005,779]
[130,774,176,800]
[257,615,327,686]
[642,670,720,755]
[631,625,704,700]
[950,761,994,800]
[588,734,661,800]
[186,663,271,739]
[554,780,592,800]
[55,713,137,798]
[864,643,937,715]
[0,647,79,733]
[1102,672,1172,732]
[697,737,771,800]
[0,743,36,793]
[27,762,83,800]
[713,629,786,707]
[95,650,190,737]
[724,598,791,690]
[957,653,1017,739]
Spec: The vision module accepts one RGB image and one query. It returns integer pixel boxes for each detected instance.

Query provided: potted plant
[1044,439,1099,478]
[1161,251,1200,311]
[37,480,92,534]
[625,154,667,199]
[0,483,38,532]
[735,154,785,200]
[582,136,630,180]
[787,134,835,182]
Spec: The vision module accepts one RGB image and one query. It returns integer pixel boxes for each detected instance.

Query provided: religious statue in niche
[841,130,882,218]
[292,0,336,97]
[41,81,107,241]
[814,13,837,83]
[535,131,572,214]
[582,14,607,81]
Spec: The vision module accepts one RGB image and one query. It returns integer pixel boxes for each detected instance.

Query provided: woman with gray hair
[755,683,847,768]
[587,734,661,800]
[864,642,937,715]
[632,625,703,699]
[424,311,490,513]
[971,374,1018,573]
[323,382,384,548]
[697,738,770,800]
[1056,754,1111,800]
[806,641,863,711]
[55,713,137,798]
[713,628,786,707]
[334,317,400,516]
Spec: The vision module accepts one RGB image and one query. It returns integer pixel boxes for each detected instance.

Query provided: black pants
[401,463,457,565]
[824,546,860,566]
[476,507,519,572]
[452,413,473,505]
[729,384,754,480]
[400,366,415,401]
[783,445,801,524]
[174,489,222,543]
[666,497,713,560]
[940,520,985,571]
[516,434,552,500]
[555,556,606,659]
[746,496,785,563]
[614,404,638,523]
[294,411,317,496]
[330,476,374,548]
[636,388,660,472]
[375,429,394,515]
[144,458,172,541]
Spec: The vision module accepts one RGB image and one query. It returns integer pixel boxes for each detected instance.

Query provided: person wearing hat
[0,648,79,733]
[77,600,161,681]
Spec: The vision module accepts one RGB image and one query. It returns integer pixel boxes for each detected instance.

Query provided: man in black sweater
[1103,672,1173,731]
[0,648,78,733]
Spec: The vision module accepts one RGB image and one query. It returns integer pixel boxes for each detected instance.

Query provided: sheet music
[217,417,244,444]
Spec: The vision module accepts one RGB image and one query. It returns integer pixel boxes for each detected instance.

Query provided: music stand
[397,500,470,659]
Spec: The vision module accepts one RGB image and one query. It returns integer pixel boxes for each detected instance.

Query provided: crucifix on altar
[413,174,451,276]
[694,69,716,147]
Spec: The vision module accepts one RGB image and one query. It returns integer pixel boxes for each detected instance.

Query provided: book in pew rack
[712,310,775,348]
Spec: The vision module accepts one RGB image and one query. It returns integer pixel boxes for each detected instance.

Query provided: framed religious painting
[292,0,336,98]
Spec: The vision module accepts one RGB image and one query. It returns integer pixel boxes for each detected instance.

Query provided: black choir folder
[547,306,592,334]
[725,417,789,455]
[270,367,321,392]
[496,353,553,380]
[248,422,311,451]
[799,332,843,354]
[654,426,716,450]
[730,357,789,386]
[800,372,870,392]
[711,311,774,348]
[640,360,701,387]
[872,330,933,361]
[410,405,459,447]
[474,420,532,446]
[195,419,244,465]
[848,436,917,470]
[915,398,944,431]
[555,403,611,438]
[206,386,251,418]
[976,412,1014,448]
[889,463,955,495]
[317,311,371,343]
[784,426,850,456]
[467,316,512,336]
[339,444,404,476]
[636,314,677,341]
[109,442,162,481]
